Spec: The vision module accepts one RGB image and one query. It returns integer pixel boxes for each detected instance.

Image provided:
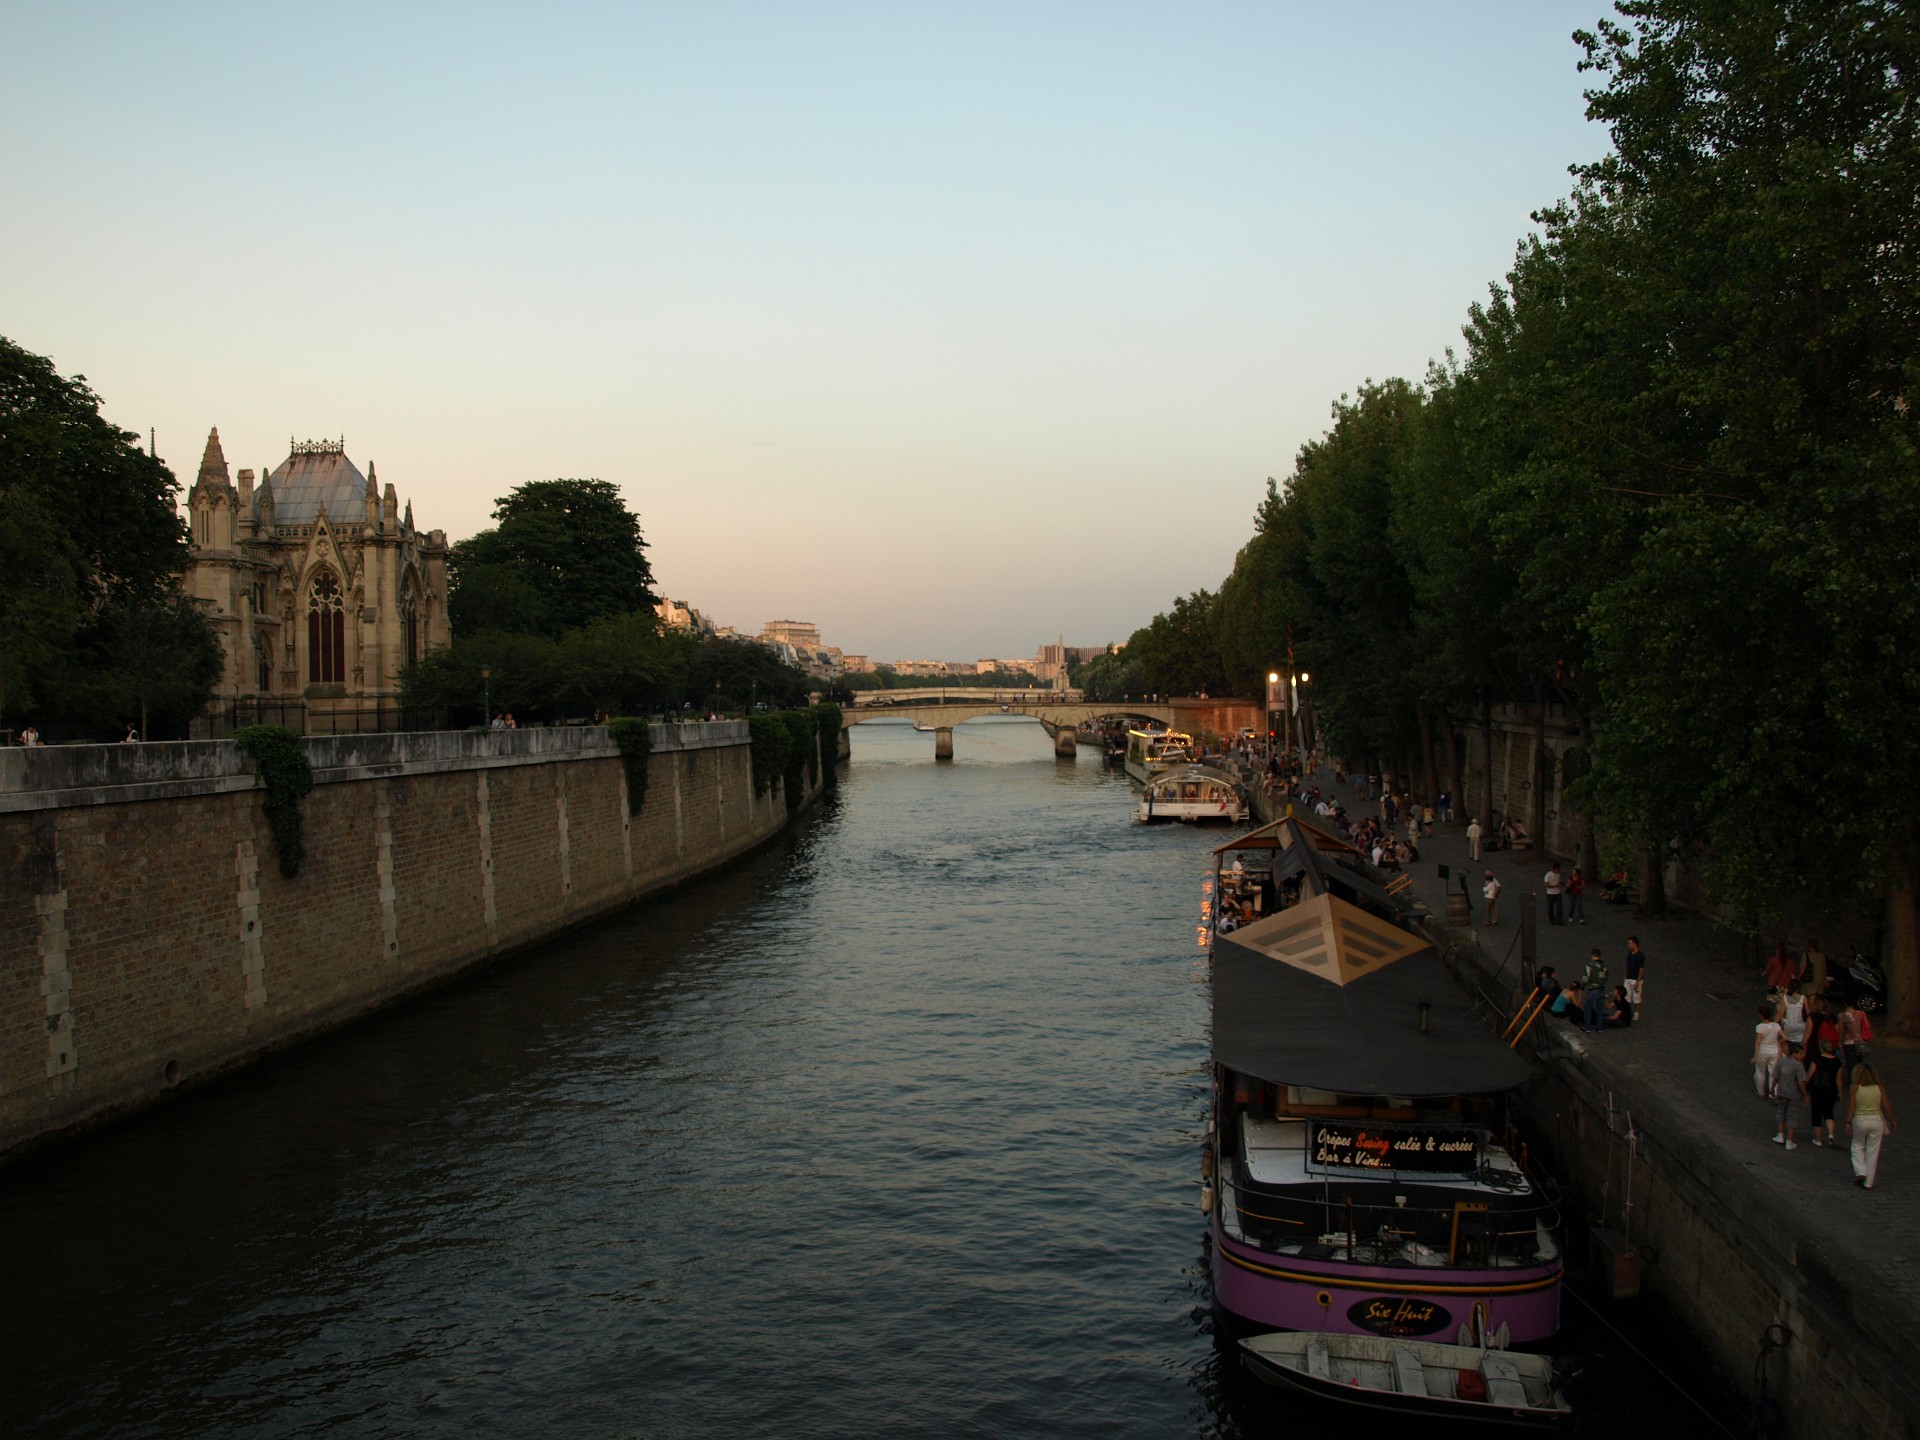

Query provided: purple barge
[1205,816,1563,1349]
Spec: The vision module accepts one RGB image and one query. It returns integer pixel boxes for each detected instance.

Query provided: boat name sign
[1309,1122,1478,1174]
[1348,1297,1452,1337]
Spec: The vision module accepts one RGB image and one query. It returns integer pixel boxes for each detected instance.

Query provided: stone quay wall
[0,723,820,1160]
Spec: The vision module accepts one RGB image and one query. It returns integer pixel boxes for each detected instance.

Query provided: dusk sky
[2,3,1606,662]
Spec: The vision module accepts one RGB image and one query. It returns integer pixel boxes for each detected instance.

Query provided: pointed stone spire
[198,427,231,487]
[383,481,399,528]
[256,469,275,524]
[403,499,414,533]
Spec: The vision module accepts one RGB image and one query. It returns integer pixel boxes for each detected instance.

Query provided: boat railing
[1221,1174,1561,1269]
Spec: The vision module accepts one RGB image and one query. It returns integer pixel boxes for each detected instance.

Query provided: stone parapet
[0,723,747,814]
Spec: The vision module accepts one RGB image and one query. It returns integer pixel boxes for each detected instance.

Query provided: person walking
[1801,939,1829,998]
[1847,1062,1897,1189]
[1467,817,1483,860]
[1752,1004,1784,1099]
[1580,949,1608,1034]
[1808,1039,1843,1148]
[1838,998,1872,1088]
[1624,937,1647,1019]
[1779,988,1810,1051]
[1544,863,1566,926]
[1567,867,1587,924]
[1483,871,1503,927]
[1773,1042,1808,1150]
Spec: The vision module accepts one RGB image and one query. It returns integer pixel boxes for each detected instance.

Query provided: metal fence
[198,700,444,738]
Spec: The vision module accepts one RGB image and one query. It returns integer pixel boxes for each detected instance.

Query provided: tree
[0,336,220,734]
[449,478,657,638]
[1567,1,1920,1025]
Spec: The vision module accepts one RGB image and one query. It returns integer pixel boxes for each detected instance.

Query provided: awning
[1213,897,1529,1097]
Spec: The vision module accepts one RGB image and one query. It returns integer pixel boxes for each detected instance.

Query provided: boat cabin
[1137,765,1247,824]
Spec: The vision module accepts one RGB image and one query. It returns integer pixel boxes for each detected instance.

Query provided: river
[2,718,1713,1437]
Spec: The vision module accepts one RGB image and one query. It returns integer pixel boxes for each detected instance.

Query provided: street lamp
[480,664,491,728]
[1293,671,1312,768]
[1266,672,1280,767]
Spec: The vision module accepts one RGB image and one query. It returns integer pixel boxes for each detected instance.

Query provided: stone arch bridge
[839,692,1261,760]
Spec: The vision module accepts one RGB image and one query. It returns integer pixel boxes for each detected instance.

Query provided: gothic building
[182,429,450,718]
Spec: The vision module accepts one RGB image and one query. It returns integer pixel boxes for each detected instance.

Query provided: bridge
[840,690,1261,760]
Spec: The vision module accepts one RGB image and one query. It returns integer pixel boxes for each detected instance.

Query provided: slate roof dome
[259,439,367,525]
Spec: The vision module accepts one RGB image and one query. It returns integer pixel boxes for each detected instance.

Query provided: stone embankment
[0,723,824,1160]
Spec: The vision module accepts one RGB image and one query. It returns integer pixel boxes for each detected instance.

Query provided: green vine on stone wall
[777,711,813,812]
[813,702,841,788]
[231,725,314,879]
[607,717,653,815]
[748,714,792,798]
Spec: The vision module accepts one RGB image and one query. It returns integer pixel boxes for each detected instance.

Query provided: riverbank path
[1297,768,1920,1378]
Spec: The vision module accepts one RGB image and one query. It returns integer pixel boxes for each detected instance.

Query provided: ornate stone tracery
[182,428,451,721]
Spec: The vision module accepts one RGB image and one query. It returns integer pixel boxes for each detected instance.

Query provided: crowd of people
[1313,764,1900,1196]
[1748,949,1896,1187]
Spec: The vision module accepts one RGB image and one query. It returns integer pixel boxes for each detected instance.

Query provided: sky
[1,2,1610,662]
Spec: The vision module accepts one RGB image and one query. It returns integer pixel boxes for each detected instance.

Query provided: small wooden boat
[1239,1332,1572,1427]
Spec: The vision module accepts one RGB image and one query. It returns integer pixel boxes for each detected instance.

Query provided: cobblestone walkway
[1294,769,1920,1335]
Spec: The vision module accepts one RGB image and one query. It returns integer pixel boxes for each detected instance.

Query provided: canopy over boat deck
[1211,816,1528,1098]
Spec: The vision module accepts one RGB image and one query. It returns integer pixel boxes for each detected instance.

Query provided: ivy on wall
[606,718,653,815]
[748,714,791,798]
[230,725,314,879]
[812,702,841,788]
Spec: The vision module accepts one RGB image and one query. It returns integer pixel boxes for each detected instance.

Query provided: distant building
[838,652,868,673]
[183,430,449,719]
[762,619,822,650]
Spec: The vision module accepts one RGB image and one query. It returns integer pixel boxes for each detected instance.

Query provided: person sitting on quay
[1602,869,1634,903]
[1604,985,1634,1029]
[1558,978,1585,1023]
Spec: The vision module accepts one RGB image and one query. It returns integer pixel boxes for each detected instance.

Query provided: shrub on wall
[606,717,652,815]
[777,710,814,810]
[812,702,841,787]
[230,725,314,879]
[748,714,792,798]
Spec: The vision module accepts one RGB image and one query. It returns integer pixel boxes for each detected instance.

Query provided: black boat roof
[1213,817,1529,1098]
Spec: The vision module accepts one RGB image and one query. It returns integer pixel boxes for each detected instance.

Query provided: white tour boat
[1135,765,1247,823]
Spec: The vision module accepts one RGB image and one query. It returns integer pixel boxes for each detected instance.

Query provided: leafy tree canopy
[449,478,657,639]
[0,336,220,733]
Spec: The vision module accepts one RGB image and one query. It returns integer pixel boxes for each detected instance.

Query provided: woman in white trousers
[1847,1062,1898,1189]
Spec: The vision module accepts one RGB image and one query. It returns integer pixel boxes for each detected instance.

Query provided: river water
[3,719,1709,1437]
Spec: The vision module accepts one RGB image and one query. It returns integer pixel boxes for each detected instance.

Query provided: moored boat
[1205,815,1564,1351]
[1136,765,1247,823]
[1238,1331,1574,1427]
[1124,728,1194,783]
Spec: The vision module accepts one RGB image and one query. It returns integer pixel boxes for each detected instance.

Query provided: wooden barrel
[1447,893,1471,928]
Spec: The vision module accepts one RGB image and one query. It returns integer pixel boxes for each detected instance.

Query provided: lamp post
[480,664,491,728]
[1266,672,1281,768]
[1293,671,1312,769]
